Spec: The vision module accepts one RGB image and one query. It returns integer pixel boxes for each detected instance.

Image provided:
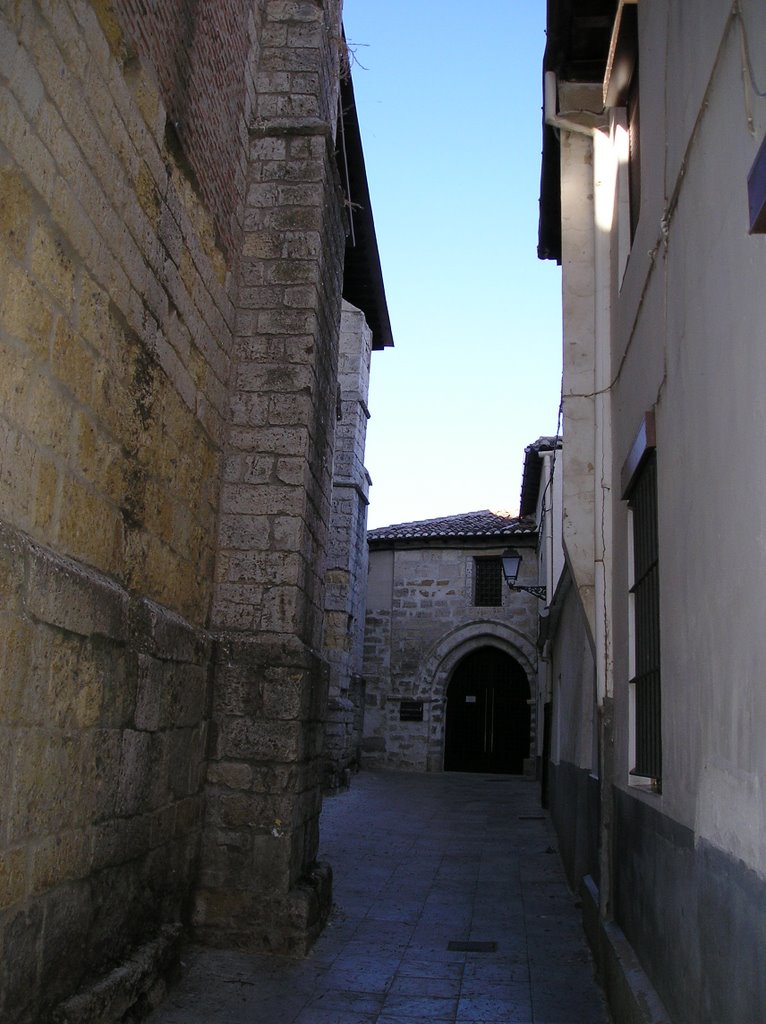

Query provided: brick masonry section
[113,0,262,260]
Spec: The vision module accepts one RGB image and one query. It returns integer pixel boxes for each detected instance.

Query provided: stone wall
[322,301,373,791]
[0,523,212,1024]
[0,0,350,1019]
[362,541,539,772]
[196,0,345,952]
[0,2,234,1018]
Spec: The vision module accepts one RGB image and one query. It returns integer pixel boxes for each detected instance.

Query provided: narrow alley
[147,772,610,1024]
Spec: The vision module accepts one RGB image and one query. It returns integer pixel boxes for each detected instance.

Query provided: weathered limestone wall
[0,1,238,1019]
[195,0,346,954]
[362,543,539,772]
[322,301,373,791]
[0,0,349,1018]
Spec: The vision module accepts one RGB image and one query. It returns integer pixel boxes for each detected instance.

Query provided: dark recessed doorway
[444,647,530,773]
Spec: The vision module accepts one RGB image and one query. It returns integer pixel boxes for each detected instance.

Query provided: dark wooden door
[444,648,530,773]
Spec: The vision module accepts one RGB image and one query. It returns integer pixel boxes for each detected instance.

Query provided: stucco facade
[362,511,540,775]
[0,3,390,1021]
[539,2,766,1021]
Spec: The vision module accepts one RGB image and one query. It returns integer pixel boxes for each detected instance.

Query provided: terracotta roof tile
[368,509,536,543]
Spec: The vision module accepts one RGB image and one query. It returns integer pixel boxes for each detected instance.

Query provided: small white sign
[465,695,477,704]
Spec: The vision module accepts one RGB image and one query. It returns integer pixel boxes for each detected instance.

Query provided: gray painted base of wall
[581,876,671,1024]
[550,764,766,1023]
[547,760,600,890]
[613,787,766,1024]
[549,762,670,1024]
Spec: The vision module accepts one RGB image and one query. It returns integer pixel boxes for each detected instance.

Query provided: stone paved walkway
[146,771,610,1023]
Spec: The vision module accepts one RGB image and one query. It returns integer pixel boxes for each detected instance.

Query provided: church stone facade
[0,3,390,1022]
[362,511,540,775]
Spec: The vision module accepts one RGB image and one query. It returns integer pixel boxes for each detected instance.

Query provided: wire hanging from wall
[735,0,766,137]
[736,0,766,98]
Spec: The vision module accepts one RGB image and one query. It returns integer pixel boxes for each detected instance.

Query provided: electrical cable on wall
[736,0,766,98]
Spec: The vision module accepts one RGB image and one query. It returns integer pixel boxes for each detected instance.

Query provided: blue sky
[342,1,563,529]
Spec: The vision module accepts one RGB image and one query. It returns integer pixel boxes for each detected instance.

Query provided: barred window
[399,700,423,722]
[474,558,502,607]
[628,451,661,787]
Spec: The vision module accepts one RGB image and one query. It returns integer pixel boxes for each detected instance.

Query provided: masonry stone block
[206,760,253,791]
[0,846,27,911]
[219,718,304,763]
[26,547,129,642]
[134,654,163,731]
[39,880,93,1004]
[198,828,253,890]
[1,903,44,1021]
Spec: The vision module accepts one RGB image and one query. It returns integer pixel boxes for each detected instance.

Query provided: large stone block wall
[0,3,230,619]
[196,0,346,954]
[0,524,211,1023]
[0,1,238,1019]
[1,0,349,1017]
[322,301,373,790]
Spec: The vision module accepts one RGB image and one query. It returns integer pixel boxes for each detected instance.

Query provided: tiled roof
[368,509,536,543]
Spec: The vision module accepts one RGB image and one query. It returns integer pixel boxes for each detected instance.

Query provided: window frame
[473,556,503,608]
[622,412,662,792]
[604,0,640,240]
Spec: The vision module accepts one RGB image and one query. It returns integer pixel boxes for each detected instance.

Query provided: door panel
[444,648,530,773]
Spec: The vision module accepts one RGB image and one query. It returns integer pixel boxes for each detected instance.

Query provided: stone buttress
[194,0,346,954]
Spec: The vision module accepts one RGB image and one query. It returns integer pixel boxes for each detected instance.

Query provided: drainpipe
[544,70,606,136]
[539,449,555,603]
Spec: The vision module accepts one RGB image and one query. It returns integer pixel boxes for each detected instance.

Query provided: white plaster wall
[606,0,766,877]
[550,580,597,772]
[560,131,597,641]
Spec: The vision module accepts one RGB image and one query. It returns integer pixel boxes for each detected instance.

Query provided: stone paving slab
[146,771,611,1024]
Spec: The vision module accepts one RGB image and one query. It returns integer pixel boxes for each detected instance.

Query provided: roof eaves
[338,70,393,352]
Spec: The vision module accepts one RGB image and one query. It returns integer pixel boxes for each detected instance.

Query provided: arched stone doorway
[444,646,530,773]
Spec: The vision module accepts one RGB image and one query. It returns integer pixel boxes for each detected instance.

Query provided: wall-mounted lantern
[500,548,547,602]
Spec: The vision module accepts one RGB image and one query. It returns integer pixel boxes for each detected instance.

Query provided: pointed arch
[415,620,537,772]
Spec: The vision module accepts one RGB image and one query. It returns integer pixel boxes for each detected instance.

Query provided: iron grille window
[628,452,661,785]
[399,700,423,722]
[474,558,502,607]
